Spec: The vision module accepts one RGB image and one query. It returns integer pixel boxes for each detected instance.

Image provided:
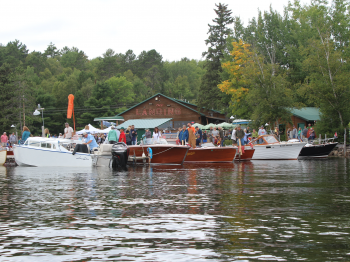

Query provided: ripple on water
[0,160,350,261]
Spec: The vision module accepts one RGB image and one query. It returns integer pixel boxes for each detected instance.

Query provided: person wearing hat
[118,127,126,143]
[107,126,118,144]
[64,123,73,139]
[83,131,98,151]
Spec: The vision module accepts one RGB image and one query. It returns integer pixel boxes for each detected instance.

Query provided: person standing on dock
[108,126,118,144]
[208,127,213,143]
[195,126,203,145]
[131,125,138,145]
[145,129,152,138]
[292,125,297,139]
[236,125,245,155]
[64,123,73,139]
[302,127,308,141]
[9,132,17,146]
[187,123,196,148]
[1,132,8,147]
[218,127,224,146]
[118,127,126,143]
[231,127,237,144]
[179,125,188,145]
[21,126,31,144]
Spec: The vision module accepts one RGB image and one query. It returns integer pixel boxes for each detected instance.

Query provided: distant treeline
[1,0,349,137]
[0,43,205,135]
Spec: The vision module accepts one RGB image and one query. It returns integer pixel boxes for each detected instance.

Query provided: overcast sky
[1,0,306,61]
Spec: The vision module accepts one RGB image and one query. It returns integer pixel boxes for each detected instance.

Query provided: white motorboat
[13,137,92,167]
[250,135,306,160]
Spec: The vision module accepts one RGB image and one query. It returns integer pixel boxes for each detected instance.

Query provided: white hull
[252,142,306,160]
[0,150,7,165]
[13,145,92,167]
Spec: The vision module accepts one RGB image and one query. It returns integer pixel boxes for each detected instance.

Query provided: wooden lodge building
[116,93,227,129]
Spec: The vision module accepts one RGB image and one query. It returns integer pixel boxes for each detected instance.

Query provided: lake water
[1,159,350,261]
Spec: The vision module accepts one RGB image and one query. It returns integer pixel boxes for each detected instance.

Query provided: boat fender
[147,147,153,159]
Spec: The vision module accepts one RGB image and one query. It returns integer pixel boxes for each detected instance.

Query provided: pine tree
[198,3,233,111]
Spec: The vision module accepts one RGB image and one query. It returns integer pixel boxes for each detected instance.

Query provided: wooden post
[344,128,347,158]
[319,134,321,144]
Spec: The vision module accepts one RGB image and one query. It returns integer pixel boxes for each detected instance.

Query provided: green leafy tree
[96,49,119,80]
[105,76,135,104]
[44,42,60,58]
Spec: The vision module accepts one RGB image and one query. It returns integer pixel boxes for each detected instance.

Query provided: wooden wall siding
[120,95,202,123]
[176,102,225,119]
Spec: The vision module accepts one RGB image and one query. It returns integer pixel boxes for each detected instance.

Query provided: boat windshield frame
[142,138,169,145]
[251,135,279,145]
[22,137,82,151]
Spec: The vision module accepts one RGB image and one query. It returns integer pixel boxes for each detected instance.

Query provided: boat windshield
[143,138,168,145]
[264,135,279,144]
[201,142,215,147]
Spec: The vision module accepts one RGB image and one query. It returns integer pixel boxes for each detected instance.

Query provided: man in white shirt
[231,127,237,144]
[64,123,73,139]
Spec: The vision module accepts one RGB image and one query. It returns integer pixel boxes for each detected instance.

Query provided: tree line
[1,0,349,137]
[201,0,350,137]
[0,42,205,135]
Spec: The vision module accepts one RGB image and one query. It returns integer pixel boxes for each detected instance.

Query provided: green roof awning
[94,115,124,121]
[290,107,321,121]
[116,118,173,129]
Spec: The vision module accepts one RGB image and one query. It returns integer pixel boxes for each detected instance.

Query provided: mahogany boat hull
[128,145,190,165]
[234,148,255,161]
[185,147,237,162]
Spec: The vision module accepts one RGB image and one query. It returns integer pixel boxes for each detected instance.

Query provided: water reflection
[0,159,349,261]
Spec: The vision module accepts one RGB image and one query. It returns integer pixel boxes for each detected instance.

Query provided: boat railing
[309,137,337,145]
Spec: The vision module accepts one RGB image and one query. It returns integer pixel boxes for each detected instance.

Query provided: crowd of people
[175,122,319,148]
[3,121,319,152]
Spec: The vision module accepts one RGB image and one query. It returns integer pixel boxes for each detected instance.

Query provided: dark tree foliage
[0,64,22,133]
[198,3,233,111]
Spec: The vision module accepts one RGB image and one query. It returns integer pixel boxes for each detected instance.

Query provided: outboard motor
[111,142,129,169]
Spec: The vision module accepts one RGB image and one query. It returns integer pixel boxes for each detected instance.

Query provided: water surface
[0,159,349,261]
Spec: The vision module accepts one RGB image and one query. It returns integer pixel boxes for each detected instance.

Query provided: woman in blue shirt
[21,126,31,143]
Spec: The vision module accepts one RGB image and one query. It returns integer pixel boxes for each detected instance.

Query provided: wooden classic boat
[128,138,190,165]
[184,143,237,162]
[234,147,255,161]
[250,135,306,160]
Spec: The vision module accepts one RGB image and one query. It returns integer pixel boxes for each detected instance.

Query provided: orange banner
[67,94,75,131]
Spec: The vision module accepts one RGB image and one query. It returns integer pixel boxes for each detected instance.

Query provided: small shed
[116,118,173,140]
[290,107,321,129]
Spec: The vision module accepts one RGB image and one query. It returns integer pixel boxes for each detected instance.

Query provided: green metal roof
[116,118,173,129]
[290,107,321,121]
[94,115,124,121]
[117,93,205,116]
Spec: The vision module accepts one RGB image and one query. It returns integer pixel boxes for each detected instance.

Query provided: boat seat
[95,144,113,156]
